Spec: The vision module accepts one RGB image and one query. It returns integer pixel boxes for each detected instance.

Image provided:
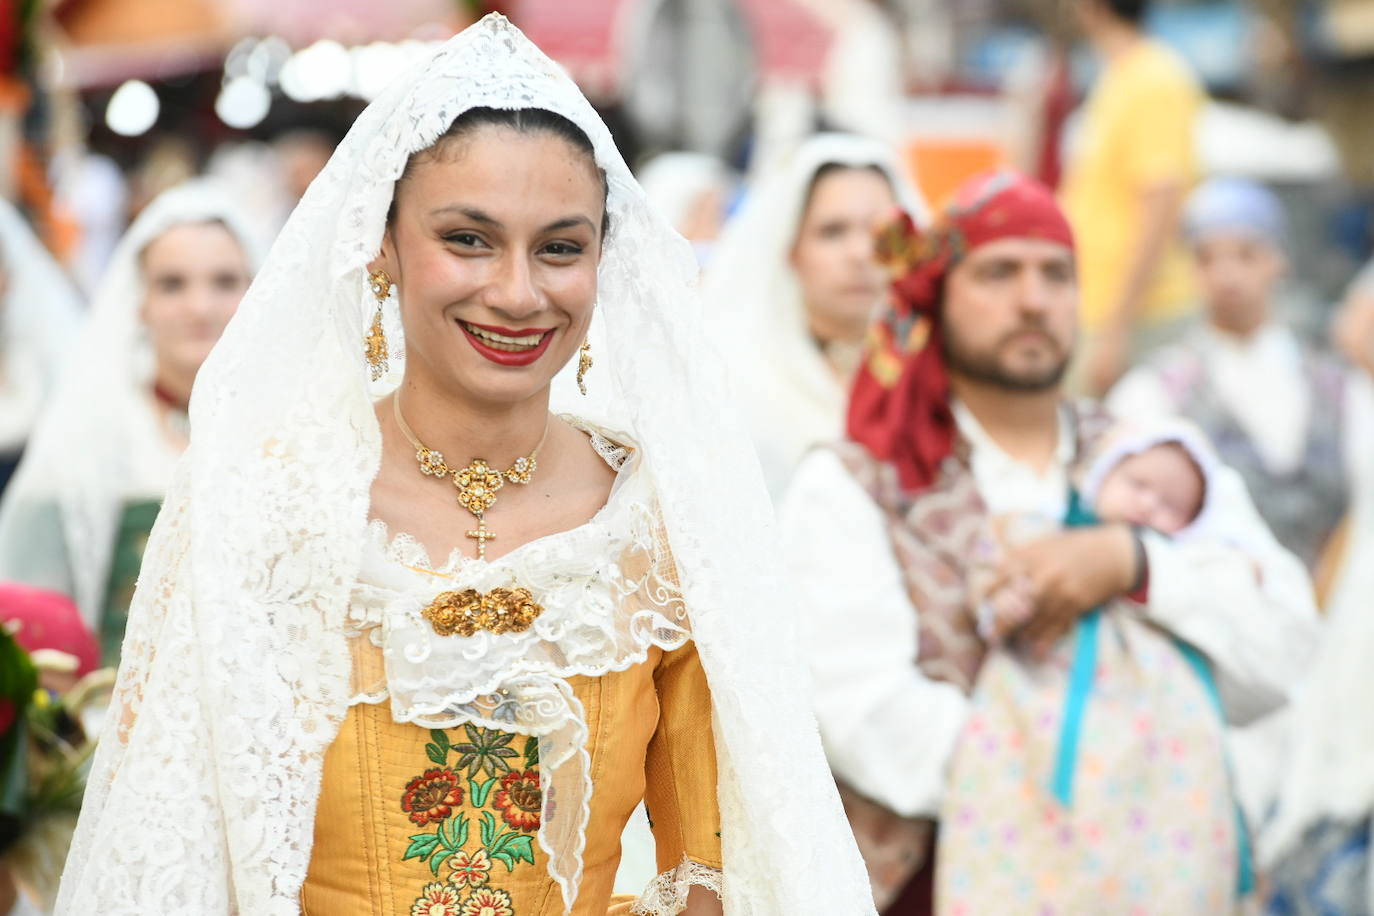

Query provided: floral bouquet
[0,586,111,911]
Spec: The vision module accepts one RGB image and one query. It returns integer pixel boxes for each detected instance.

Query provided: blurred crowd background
[1,0,1374,913]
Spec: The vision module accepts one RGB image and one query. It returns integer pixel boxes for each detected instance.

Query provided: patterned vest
[1151,339,1348,571]
[826,401,1114,909]
[832,400,1115,694]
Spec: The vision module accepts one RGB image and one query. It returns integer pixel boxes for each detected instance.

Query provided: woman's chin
[447,367,559,408]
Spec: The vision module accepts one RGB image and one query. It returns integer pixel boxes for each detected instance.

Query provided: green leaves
[403,832,441,862]
[452,724,519,778]
[398,724,541,884]
[469,775,498,808]
[474,810,535,872]
[425,728,451,766]
[479,810,497,848]
[490,832,535,872]
[403,812,471,876]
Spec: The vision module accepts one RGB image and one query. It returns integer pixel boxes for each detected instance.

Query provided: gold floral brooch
[421,587,544,638]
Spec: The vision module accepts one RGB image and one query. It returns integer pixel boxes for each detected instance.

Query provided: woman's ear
[368,227,397,279]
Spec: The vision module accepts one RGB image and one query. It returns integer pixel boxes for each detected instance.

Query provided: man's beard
[943,321,1071,392]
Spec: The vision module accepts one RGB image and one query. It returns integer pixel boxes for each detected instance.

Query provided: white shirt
[951,400,1075,520]
[779,407,1319,819]
[1109,323,1313,477]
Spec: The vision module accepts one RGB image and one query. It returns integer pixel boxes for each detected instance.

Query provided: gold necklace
[392,394,549,561]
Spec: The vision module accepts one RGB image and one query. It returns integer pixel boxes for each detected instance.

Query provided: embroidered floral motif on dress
[404,725,543,914]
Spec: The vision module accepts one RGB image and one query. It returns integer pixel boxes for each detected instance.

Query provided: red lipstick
[458,320,555,367]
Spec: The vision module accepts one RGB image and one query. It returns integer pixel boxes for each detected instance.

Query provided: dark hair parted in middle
[393,107,612,239]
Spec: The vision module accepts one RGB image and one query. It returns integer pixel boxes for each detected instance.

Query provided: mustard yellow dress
[301,435,722,915]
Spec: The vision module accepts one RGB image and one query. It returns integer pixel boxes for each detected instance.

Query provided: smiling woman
[53,15,876,916]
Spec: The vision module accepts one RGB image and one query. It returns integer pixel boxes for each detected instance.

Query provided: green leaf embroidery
[425,743,447,766]
[487,830,511,856]
[430,729,451,752]
[523,736,539,768]
[504,833,536,865]
[455,815,469,848]
[403,833,441,862]
[430,848,454,876]
[469,775,498,808]
[479,810,497,848]
[490,834,535,873]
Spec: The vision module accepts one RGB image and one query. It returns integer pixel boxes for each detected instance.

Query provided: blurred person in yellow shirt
[1062,0,1205,394]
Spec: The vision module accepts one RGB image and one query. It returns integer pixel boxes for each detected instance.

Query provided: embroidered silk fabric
[56,16,872,916]
[304,589,722,914]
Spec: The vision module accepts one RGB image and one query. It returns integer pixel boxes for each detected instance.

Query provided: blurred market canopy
[49,0,463,89]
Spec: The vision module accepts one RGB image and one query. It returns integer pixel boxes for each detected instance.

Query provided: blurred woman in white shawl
[704,133,926,499]
[0,180,258,665]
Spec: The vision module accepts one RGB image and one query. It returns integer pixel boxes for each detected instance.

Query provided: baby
[975,422,1214,645]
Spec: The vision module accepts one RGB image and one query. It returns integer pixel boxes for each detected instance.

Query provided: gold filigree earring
[365,268,391,381]
[577,338,593,395]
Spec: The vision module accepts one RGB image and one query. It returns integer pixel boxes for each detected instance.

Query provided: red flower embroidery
[492,769,541,832]
[460,887,514,916]
[401,768,464,827]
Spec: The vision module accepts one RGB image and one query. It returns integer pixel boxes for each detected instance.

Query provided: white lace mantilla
[349,428,693,908]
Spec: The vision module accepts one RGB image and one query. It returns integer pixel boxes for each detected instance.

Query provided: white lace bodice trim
[631,856,725,915]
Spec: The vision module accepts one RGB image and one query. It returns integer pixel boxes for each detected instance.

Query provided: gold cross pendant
[466,520,496,560]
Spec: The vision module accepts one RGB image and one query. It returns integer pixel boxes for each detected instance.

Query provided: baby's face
[1094,443,1205,534]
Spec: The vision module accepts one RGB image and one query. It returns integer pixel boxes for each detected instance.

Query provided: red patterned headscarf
[846,170,1076,492]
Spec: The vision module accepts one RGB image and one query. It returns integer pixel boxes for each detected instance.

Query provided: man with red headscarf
[778,171,1317,913]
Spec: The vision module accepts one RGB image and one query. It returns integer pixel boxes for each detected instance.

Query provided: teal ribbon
[1175,642,1257,897]
[1050,491,1101,807]
[1047,491,1254,897]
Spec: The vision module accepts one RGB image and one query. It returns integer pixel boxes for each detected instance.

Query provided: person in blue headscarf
[1106,180,1374,888]
[1108,177,1368,580]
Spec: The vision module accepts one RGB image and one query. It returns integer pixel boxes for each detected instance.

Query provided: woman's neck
[152,362,196,410]
[392,375,550,468]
